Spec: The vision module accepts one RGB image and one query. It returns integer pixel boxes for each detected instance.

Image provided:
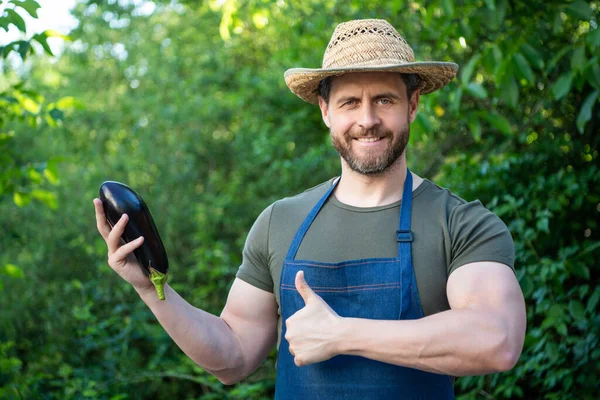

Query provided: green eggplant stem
[149,266,167,300]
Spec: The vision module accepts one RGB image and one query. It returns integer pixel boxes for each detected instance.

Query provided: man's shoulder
[419,178,506,230]
[418,178,469,210]
[272,178,335,213]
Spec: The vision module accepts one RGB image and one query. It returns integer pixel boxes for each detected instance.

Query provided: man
[94,19,526,399]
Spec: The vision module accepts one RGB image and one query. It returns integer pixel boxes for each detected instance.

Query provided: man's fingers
[93,198,111,240]
[295,270,317,304]
[109,236,144,266]
[107,213,129,254]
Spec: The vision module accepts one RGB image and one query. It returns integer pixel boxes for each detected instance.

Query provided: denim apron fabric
[275,172,455,399]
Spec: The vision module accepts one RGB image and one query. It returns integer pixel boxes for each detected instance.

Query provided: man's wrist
[135,282,166,301]
[333,317,357,356]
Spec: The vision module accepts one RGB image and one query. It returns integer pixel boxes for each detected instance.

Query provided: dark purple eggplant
[99,181,168,300]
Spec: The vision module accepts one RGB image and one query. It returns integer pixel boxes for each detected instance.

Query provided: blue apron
[275,171,454,399]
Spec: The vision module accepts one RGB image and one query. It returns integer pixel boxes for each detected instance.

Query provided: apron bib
[275,171,454,399]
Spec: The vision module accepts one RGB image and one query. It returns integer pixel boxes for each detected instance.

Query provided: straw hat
[284,19,459,104]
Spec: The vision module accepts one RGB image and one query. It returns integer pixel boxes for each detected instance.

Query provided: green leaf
[450,87,463,115]
[576,90,599,133]
[585,63,600,90]
[442,0,454,17]
[482,45,502,75]
[536,217,549,233]
[556,323,568,336]
[565,0,592,21]
[467,114,481,142]
[13,192,30,207]
[493,58,510,83]
[484,0,495,10]
[43,160,60,185]
[552,72,575,100]
[72,304,92,321]
[571,46,586,72]
[10,0,41,18]
[553,11,563,35]
[49,107,64,122]
[32,33,53,56]
[572,264,591,279]
[16,40,30,60]
[4,8,26,33]
[519,276,534,297]
[41,29,71,41]
[587,26,600,49]
[219,0,236,41]
[18,94,39,113]
[513,53,535,83]
[3,264,25,279]
[31,189,58,209]
[502,75,519,108]
[548,304,565,318]
[459,20,473,41]
[547,46,571,73]
[579,240,600,256]
[27,167,43,184]
[465,82,487,99]
[415,112,433,133]
[0,16,9,32]
[494,0,507,26]
[461,54,481,84]
[56,96,85,110]
[587,288,600,313]
[520,43,544,70]
[568,300,586,320]
[484,112,513,135]
[31,30,72,57]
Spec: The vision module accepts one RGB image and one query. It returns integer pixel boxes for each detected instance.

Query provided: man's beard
[331,124,410,176]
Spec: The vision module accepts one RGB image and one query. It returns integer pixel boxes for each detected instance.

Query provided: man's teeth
[356,137,380,142]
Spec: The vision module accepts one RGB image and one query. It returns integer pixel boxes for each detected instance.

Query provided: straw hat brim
[284,62,459,104]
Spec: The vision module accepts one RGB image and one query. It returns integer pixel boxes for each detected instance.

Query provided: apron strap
[284,178,339,261]
[397,171,417,317]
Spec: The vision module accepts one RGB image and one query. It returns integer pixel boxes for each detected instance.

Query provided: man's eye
[342,100,357,107]
[378,99,391,105]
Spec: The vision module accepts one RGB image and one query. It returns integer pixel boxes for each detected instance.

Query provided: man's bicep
[447,262,526,353]
[220,278,278,375]
[447,262,523,309]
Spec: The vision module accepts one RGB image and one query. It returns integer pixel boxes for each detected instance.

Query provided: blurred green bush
[1,0,598,398]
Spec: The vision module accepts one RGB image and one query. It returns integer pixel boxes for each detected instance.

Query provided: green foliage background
[1,0,599,398]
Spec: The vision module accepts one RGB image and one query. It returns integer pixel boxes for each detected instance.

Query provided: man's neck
[333,155,423,208]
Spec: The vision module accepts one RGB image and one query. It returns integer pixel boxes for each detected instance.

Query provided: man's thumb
[295,270,315,304]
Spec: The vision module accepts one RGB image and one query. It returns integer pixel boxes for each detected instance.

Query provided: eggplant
[99,181,169,300]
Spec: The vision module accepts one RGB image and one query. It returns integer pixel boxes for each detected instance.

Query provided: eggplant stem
[149,266,167,300]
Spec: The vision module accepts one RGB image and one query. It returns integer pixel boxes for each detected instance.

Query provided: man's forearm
[336,307,521,377]
[137,284,246,383]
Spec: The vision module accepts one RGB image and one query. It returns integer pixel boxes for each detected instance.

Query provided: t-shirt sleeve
[235,203,274,292]
[447,200,515,276]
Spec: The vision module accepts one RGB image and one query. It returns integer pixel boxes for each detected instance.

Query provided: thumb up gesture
[284,271,343,366]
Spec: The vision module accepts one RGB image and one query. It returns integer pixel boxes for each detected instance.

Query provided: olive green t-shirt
[236,177,514,343]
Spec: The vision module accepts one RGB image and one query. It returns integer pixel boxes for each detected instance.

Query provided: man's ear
[318,96,331,128]
[409,89,420,123]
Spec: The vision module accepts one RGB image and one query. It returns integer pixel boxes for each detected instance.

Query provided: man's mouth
[354,137,382,142]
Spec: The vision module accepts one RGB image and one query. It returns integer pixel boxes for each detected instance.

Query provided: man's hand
[284,270,342,367]
[93,198,154,295]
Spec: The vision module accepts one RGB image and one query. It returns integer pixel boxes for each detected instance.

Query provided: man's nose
[357,103,381,130]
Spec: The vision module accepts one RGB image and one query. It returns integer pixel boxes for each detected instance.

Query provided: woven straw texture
[284,19,458,104]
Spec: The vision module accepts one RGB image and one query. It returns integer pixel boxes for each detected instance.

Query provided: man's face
[318,72,419,175]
